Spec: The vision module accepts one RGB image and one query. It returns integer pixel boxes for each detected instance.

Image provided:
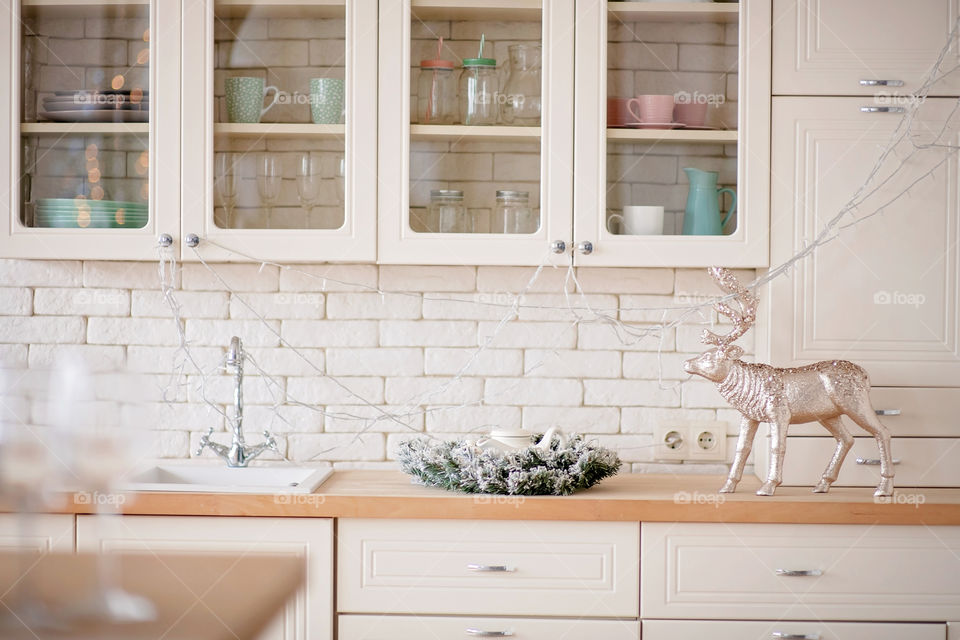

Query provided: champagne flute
[215,153,238,228]
[257,153,282,228]
[335,156,345,205]
[296,152,323,226]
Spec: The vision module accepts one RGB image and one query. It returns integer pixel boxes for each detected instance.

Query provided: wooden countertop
[52,472,960,525]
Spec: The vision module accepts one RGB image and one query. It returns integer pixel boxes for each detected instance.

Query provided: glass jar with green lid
[459,35,498,125]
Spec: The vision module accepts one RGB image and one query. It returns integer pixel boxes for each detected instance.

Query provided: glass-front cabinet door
[573,0,770,267]
[0,0,180,259]
[180,0,377,262]
[377,0,573,266]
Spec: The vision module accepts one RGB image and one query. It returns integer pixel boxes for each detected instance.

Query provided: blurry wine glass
[215,153,239,228]
[335,156,345,205]
[296,152,323,223]
[257,153,282,227]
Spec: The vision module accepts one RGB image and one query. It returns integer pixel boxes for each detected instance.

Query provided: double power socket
[653,422,727,462]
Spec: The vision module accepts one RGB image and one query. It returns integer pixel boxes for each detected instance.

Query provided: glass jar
[416,58,457,124]
[492,190,537,234]
[500,44,541,125]
[428,189,469,233]
[459,57,499,126]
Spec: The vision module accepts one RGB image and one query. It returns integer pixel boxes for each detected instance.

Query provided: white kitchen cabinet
[643,620,947,640]
[341,614,640,639]
[76,515,333,640]
[772,0,960,97]
[767,97,960,387]
[0,513,74,552]
[641,523,960,621]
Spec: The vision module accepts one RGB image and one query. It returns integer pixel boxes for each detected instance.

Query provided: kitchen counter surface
[55,471,960,525]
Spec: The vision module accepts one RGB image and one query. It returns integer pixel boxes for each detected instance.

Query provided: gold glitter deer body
[683,268,895,497]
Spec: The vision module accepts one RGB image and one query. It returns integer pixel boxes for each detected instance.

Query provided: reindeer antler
[700,267,758,350]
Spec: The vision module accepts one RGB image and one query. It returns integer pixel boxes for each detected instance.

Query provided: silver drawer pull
[466,629,514,637]
[859,79,904,87]
[467,564,510,572]
[772,633,821,640]
[875,408,901,416]
[856,457,902,465]
[860,106,905,113]
[775,568,823,577]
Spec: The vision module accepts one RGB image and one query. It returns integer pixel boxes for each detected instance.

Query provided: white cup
[476,427,566,453]
[608,205,664,235]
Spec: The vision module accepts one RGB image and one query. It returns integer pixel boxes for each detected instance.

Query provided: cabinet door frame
[179,0,378,263]
[376,0,574,267]
[0,0,181,260]
[572,0,771,267]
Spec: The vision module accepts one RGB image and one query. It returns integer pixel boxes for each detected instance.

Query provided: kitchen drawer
[787,388,960,437]
[641,523,960,621]
[760,437,960,487]
[340,614,639,639]
[337,519,639,617]
[643,620,946,640]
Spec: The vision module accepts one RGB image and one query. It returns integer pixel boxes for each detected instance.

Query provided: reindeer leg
[758,410,790,496]
[720,417,758,493]
[813,416,853,493]
[846,401,895,497]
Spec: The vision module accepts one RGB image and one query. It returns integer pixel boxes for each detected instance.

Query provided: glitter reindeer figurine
[683,267,895,497]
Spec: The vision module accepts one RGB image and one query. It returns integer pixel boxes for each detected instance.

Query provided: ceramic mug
[627,94,675,124]
[477,427,566,453]
[674,102,708,127]
[310,78,345,124]
[225,77,280,124]
[609,205,664,235]
[606,97,634,126]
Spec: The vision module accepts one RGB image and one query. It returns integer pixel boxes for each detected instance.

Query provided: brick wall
[0,259,756,474]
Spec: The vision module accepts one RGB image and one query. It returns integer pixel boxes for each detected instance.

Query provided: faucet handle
[196,426,215,456]
[263,430,279,451]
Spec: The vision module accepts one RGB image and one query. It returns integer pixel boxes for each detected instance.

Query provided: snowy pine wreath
[396,433,621,496]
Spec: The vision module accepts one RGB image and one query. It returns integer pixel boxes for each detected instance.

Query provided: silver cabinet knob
[576,240,593,255]
[875,409,901,416]
[855,457,901,466]
[466,630,514,637]
[550,240,566,254]
[467,564,511,572]
[860,106,905,113]
[772,633,821,640]
[775,569,823,577]
[185,233,200,248]
[157,233,173,247]
[859,79,904,87]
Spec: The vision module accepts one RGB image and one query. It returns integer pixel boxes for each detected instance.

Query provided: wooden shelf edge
[214,123,346,137]
[412,0,541,21]
[607,128,738,143]
[214,0,345,18]
[21,122,150,134]
[410,124,541,141]
[608,1,739,23]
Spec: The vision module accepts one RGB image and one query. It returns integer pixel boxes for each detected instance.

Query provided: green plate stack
[34,198,148,229]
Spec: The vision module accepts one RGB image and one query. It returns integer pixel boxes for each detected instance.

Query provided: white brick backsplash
[516,294,619,322]
[577,324,675,352]
[385,376,484,406]
[423,295,509,320]
[522,406,621,434]
[679,44,738,73]
[182,264,279,292]
[279,264,378,292]
[287,376,384,405]
[133,290,229,318]
[230,292,324,319]
[478,321,577,349]
[1,316,85,344]
[185,319,281,347]
[326,292,421,320]
[328,348,423,377]
[151,431,191,458]
[607,42,678,70]
[381,320,476,347]
[0,288,32,315]
[676,323,753,354]
[0,344,28,368]
[620,407,715,434]
[595,435,655,463]
[0,260,82,287]
[622,352,691,380]
[282,320,378,347]
[476,266,574,293]
[325,404,424,433]
[28,344,124,372]
[424,347,522,377]
[83,261,167,289]
[681,379,727,409]
[87,317,175,346]
[126,345,223,374]
[524,349,621,379]
[243,404,324,434]
[674,267,755,297]
[286,433,384,461]
[575,268,674,294]
[484,378,583,407]
[122,402,224,432]
[34,287,130,316]
[619,294,677,323]
[246,347,325,376]
[425,404,521,432]
[583,380,680,407]
[380,266,476,292]
[187,373,281,405]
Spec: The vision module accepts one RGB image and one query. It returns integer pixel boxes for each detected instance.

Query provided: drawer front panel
[775,437,960,487]
[787,388,960,437]
[644,620,946,640]
[338,519,639,617]
[641,523,960,621]
[341,615,639,639]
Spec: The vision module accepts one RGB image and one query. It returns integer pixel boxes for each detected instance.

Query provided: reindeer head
[683,267,757,382]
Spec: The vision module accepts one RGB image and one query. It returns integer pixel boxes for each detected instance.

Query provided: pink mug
[627,95,675,124]
[607,98,633,126]
[674,102,709,127]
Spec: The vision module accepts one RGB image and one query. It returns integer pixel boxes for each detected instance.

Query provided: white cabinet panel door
[76,515,332,640]
[341,615,639,640]
[773,0,960,96]
[644,620,946,640]
[769,97,960,386]
[0,513,74,552]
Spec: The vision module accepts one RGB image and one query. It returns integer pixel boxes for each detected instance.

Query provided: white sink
[121,464,333,494]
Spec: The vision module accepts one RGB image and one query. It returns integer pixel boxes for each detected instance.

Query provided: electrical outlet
[653,426,687,461]
[654,422,727,462]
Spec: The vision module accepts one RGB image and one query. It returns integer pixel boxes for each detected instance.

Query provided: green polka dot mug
[225,76,280,124]
[310,78,344,124]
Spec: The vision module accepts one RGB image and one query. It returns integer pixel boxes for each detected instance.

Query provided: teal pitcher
[682,168,736,235]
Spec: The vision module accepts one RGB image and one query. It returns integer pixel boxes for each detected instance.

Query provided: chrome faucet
[196,336,278,467]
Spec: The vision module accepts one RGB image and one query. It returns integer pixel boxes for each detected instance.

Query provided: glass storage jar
[428,189,470,233]
[500,44,542,125]
[459,56,499,126]
[416,58,457,124]
[492,190,537,234]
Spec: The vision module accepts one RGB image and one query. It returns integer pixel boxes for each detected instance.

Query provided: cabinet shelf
[21,122,149,135]
[411,0,541,21]
[214,123,345,138]
[608,2,738,23]
[21,0,147,18]
[606,128,737,144]
[410,124,541,142]
[215,0,345,19]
